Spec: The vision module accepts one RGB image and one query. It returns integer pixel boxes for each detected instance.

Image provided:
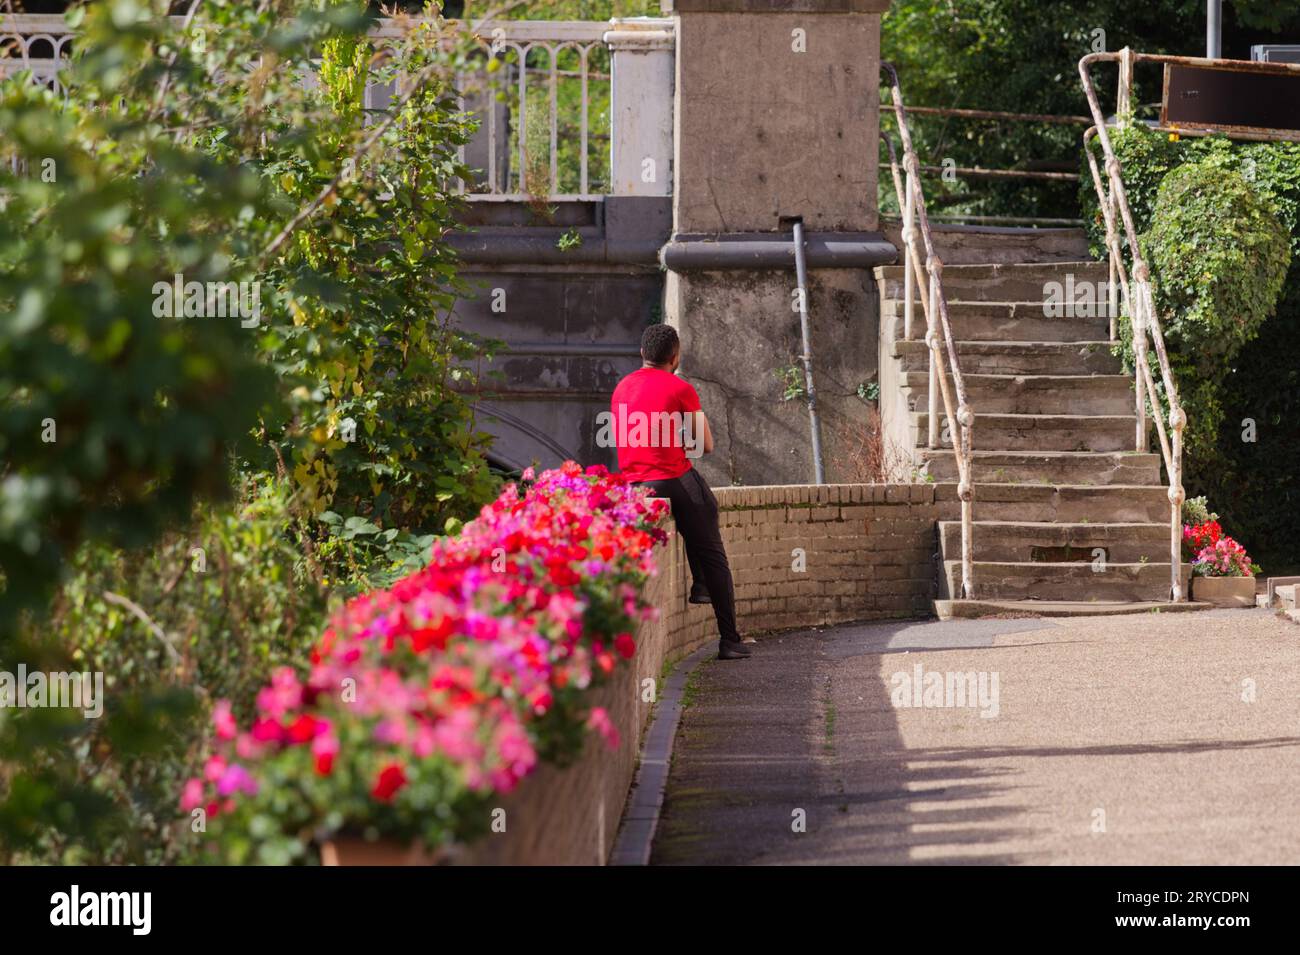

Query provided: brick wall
[459,482,940,865]
[719,483,940,629]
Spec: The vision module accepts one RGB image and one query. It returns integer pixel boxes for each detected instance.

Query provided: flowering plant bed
[1183,520,1257,579]
[1190,575,1256,608]
[1179,499,1260,607]
[182,463,668,864]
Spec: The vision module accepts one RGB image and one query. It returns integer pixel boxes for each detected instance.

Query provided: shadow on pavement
[650,617,1059,865]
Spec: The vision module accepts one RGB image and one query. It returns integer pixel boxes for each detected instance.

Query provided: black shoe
[689,591,712,605]
[718,640,751,660]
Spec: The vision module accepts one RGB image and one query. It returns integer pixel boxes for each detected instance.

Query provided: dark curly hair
[640,324,679,366]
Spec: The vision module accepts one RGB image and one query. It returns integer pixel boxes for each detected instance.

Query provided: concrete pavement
[650,608,1300,865]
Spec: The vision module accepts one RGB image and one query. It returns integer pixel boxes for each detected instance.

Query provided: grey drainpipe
[791,219,826,485]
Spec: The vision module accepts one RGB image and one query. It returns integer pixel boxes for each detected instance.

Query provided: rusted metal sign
[1163,60,1300,136]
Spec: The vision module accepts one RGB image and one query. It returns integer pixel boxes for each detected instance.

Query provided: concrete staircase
[1259,577,1300,623]
[875,236,1199,618]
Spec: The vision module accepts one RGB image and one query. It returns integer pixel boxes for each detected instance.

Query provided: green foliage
[315,510,438,592]
[1139,161,1290,455]
[1,2,500,638]
[1182,495,1217,527]
[775,364,806,403]
[1082,124,1300,569]
[0,478,336,864]
[882,0,1300,220]
[0,21,277,635]
[0,1,504,860]
[247,7,500,529]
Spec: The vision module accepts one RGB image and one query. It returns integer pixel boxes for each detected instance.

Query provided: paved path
[650,608,1300,865]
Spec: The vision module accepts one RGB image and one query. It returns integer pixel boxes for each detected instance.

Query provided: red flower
[371,763,408,802]
[314,753,335,776]
[287,714,319,744]
[409,616,454,653]
[614,633,636,659]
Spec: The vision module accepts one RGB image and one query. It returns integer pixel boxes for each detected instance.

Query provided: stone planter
[1192,575,1256,608]
[319,837,448,866]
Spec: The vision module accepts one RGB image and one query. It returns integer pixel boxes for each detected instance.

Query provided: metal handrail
[1080,49,1300,600]
[881,62,975,600]
[1079,49,1179,599]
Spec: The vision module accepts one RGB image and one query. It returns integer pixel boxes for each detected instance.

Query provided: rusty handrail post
[882,62,974,601]
[1079,48,1186,600]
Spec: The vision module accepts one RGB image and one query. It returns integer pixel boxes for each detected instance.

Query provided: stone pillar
[605,17,676,197]
[662,0,896,487]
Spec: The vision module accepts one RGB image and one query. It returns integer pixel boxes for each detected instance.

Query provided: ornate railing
[881,62,975,600]
[0,13,674,201]
[0,13,71,94]
[1079,48,1300,601]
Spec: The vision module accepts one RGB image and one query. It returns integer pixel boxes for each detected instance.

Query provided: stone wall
[448,196,672,472]
[670,6,885,234]
[461,480,939,865]
[662,0,896,488]
[669,267,880,487]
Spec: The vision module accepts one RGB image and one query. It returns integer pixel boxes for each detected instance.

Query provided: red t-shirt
[610,367,703,482]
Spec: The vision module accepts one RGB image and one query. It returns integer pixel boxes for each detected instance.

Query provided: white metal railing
[881,62,975,600]
[0,13,71,94]
[1,14,674,201]
[1078,48,1300,602]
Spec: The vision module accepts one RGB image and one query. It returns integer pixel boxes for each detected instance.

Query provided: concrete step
[914,412,1135,452]
[878,224,1092,265]
[940,520,1171,563]
[876,260,1110,302]
[935,598,1212,620]
[1259,577,1300,610]
[941,560,1191,602]
[1276,583,1297,609]
[891,339,1122,376]
[885,301,1111,343]
[919,449,1161,486]
[903,372,1133,415]
[942,484,1172,522]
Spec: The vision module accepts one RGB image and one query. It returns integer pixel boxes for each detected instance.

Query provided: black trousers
[640,468,740,644]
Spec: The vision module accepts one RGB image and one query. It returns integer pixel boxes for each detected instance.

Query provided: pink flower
[256,668,303,719]
[216,763,258,798]
[203,754,227,783]
[180,778,204,812]
[183,462,670,833]
[213,700,238,740]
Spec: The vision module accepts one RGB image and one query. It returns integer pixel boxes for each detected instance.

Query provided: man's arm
[686,409,714,456]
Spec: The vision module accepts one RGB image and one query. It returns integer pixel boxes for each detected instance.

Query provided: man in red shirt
[610,325,750,659]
